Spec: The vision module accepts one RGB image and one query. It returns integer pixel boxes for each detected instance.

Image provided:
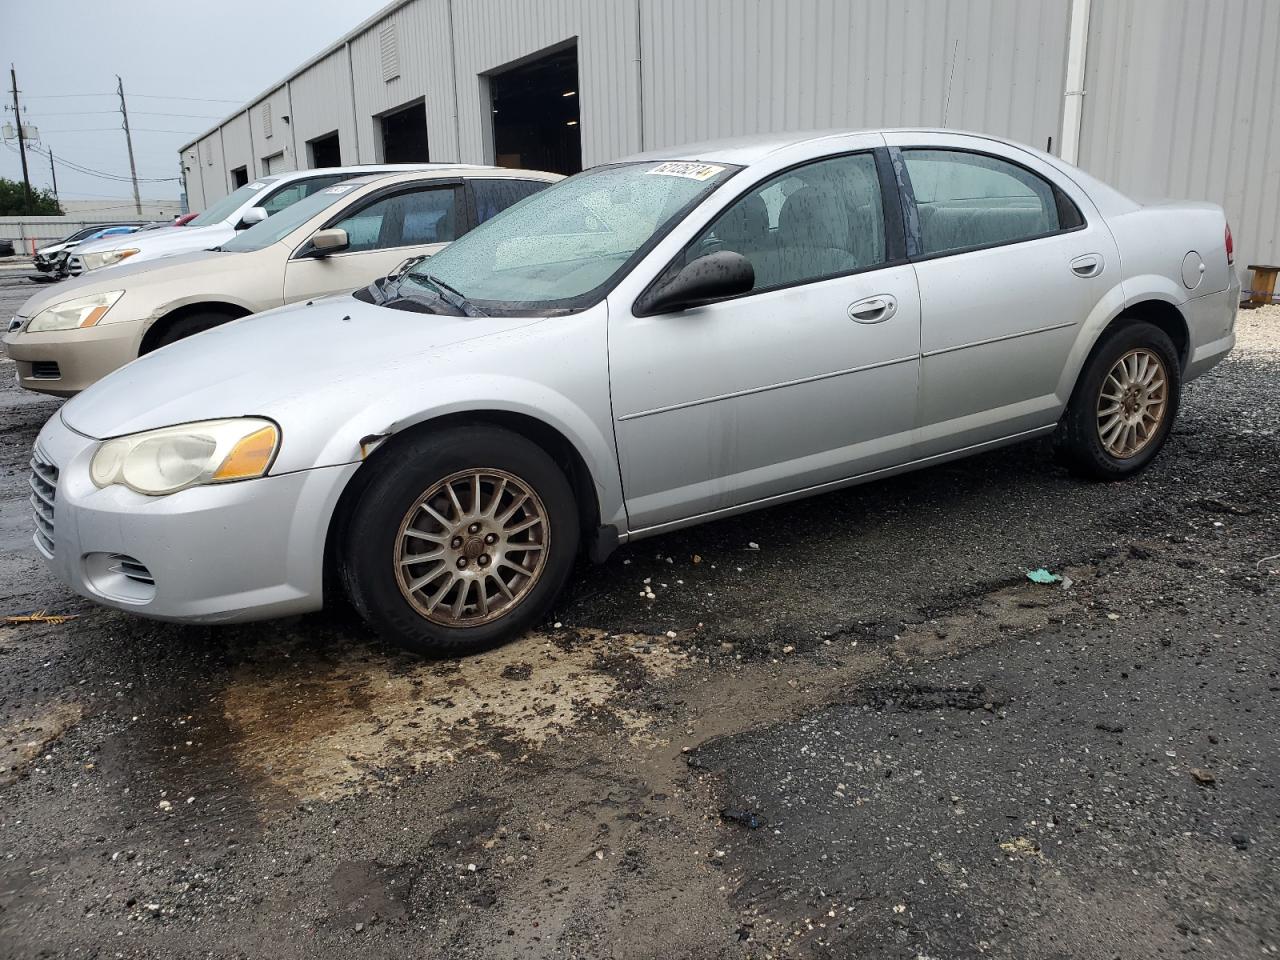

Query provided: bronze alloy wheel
[394,468,550,626]
[1096,347,1169,459]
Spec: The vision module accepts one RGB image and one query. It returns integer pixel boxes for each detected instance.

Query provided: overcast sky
[1,0,390,214]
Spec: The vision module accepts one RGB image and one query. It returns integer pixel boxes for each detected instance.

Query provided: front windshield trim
[397,160,742,317]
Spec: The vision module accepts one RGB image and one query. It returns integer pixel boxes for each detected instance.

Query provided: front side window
[399,160,737,309]
[678,152,887,293]
[332,186,460,253]
[472,178,553,224]
[259,175,348,216]
[903,149,1080,256]
[187,180,277,227]
[221,183,370,253]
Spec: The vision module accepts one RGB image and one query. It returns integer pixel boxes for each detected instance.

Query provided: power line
[3,140,180,182]
[22,92,245,104]
[39,128,208,134]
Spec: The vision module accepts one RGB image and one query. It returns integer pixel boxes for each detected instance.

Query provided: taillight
[1225,222,1234,265]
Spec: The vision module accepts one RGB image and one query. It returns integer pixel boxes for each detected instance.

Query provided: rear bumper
[31,411,359,624]
[3,322,144,396]
[1183,270,1241,382]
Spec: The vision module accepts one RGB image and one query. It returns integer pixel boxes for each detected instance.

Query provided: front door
[283,183,463,302]
[608,150,922,531]
[886,137,1121,455]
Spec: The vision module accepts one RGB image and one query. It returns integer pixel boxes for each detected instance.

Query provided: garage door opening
[308,131,341,168]
[489,42,581,175]
[379,101,429,163]
[230,166,249,188]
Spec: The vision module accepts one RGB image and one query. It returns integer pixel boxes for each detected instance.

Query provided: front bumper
[31,411,360,624]
[4,322,144,396]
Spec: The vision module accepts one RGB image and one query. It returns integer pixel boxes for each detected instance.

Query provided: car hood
[59,296,543,440]
[17,249,236,317]
[73,223,233,265]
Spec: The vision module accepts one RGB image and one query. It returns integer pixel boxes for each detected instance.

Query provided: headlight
[27,291,125,332]
[81,248,140,271]
[90,418,279,496]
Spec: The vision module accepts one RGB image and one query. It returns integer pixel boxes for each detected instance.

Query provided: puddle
[222,628,688,801]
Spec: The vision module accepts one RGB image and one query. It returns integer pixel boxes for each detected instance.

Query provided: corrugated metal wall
[639,0,1070,152]
[248,87,296,174]
[178,0,1278,268]
[289,48,361,166]
[1078,0,1280,272]
[349,0,458,162]
[450,0,642,167]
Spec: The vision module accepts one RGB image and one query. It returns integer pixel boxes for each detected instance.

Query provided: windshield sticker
[322,185,357,194]
[645,161,726,181]
[247,181,267,190]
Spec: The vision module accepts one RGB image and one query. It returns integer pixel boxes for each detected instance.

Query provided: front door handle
[848,294,897,324]
[1070,254,1104,278]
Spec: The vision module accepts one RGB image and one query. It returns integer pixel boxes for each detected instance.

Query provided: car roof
[265,163,504,183]
[620,127,1041,165]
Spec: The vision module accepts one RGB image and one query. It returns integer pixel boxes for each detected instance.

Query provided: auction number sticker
[646,161,725,181]
[323,185,357,194]
[247,182,267,190]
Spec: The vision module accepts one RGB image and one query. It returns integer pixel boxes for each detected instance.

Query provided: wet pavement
[0,273,1277,959]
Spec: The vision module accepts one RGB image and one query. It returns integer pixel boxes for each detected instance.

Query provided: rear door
[885,133,1119,456]
[608,148,922,530]
[283,182,465,301]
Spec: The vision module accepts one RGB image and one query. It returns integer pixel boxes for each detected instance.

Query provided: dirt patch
[222,628,689,801]
[1,701,82,787]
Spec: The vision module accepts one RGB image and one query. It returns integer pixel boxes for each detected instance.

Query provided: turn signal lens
[212,426,279,481]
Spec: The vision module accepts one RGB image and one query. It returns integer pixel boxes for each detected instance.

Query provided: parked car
[66,164,489,276]
[0,239,14,258]
[5,168,558,395]
[34,224,145,272]
[172,213,199,227]
[25,129,1239,656]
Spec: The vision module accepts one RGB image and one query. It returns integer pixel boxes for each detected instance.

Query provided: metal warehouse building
[180,0,1280,268]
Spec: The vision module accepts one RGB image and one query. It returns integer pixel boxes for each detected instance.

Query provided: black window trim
[631,146,908,318]
[891,145,1088,264]
[290,179,466,260]
[462,177,555,231]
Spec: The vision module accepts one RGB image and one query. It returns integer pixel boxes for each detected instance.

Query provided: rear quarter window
[472,178,553,224]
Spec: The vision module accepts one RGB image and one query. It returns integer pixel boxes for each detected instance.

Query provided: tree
[0,177,63,216]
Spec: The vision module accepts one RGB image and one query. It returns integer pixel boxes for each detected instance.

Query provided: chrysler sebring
[28,129,1239,655]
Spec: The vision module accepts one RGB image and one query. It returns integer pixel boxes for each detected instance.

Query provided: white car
[68,164,484,275]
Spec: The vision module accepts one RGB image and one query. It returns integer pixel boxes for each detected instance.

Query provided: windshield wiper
[418,273,487,317]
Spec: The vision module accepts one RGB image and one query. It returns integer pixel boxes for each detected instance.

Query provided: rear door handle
[1070,254,1103,278]
[848,295,897,324]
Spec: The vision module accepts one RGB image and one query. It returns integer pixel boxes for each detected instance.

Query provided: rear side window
[903,149,1082,256]
[472,178,552,224]
[333,186,460,252]
[260,175,348,216]
[682,152,887,294]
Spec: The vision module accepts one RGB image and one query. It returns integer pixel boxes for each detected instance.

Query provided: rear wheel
[340,426,579,656]
[1053,320,1181,479]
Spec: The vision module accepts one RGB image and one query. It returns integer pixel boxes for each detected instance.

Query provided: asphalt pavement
[0,272,1276,959]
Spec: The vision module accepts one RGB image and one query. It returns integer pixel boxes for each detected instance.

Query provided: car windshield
[398,160,738,311]
[220,183,366,253]
[187,180,276,227]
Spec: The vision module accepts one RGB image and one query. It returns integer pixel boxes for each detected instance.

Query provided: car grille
[29,449,58,556]
[108,554,155,586]
[30,361,61,380]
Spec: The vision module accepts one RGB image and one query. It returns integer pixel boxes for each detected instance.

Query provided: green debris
[1026,568,1062,585]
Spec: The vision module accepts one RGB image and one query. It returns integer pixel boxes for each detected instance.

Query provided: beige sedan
[4,167,559,395]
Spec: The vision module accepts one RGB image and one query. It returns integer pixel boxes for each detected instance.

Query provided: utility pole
[47,147,58,203]
[116,74,141,215]
[9,64,32,213]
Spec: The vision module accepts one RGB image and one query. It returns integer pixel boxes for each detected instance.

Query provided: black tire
[1053,319,1182,480]
[339,425,579,657]
[147,312,235,352]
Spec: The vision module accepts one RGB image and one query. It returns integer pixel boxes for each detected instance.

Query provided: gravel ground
[0,274,1276,959]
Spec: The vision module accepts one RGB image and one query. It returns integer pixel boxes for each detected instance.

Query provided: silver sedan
[30,129,1239,655]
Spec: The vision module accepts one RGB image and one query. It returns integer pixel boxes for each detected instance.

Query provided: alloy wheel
[394,468,549,626]
[1096,347,1168,459]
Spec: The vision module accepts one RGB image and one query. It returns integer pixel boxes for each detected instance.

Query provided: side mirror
[237,206,268,229]
[638,251,755,315]
[308,228,349,257]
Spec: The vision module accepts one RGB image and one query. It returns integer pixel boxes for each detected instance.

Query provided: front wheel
[340,425,580,656]
[1053,320,1182,479]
